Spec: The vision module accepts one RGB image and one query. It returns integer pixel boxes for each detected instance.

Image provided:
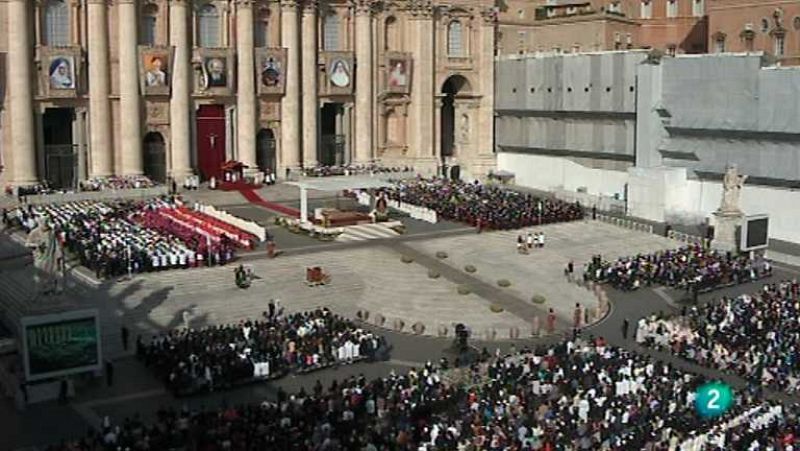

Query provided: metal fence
[594,213,654,234]
[553,188,626,215]
[666,229,706,246]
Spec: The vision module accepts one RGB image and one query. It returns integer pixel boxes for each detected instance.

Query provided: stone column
[353,0,373,163]
[236,0,257,168]
[409,4,436,168]
[119,0,143,175]
[280,0,301,171]
[300,0,318,167]
[7,0,37,184]
[169,0,192,180]
[87,0,114,177]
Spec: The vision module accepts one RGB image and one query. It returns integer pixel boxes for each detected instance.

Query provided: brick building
[497,0,707,55]
[707,0,800,65]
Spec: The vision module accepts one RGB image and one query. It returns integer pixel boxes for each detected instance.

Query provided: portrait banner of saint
[139,47,173,95]
[144,54,168,88]
[256,49,287,95]
[49,56,75,90]
[385,55,412,94]
[329,58,351,89]
[205,57,228,88]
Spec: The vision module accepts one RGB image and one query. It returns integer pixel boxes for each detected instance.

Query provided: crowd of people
[12,197,249,279]
[139,308,389,396]
[46,336,791,450]
[80,175,158,191]
[639,279,800,393]
[298,164,414,178]
[384,178,584,230]
[584,243,771,292]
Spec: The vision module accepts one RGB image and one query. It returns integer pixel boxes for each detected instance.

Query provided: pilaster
[119,0,143,175]
[87,0,114,176]
[353,0,374,163]
[280,0,301,171]
[300,0,318,167]
[236,0,257,168]
[169,0,193,180]
[7,0,37,184]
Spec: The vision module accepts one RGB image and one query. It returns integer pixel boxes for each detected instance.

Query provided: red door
[196,105,226,180]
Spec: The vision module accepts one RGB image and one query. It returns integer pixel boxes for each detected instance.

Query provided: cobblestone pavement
[2,202,800,449]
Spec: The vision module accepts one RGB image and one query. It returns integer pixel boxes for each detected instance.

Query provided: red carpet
[239,189,301,218]
[217,180,262,191]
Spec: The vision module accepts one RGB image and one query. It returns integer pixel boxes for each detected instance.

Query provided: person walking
[622,318,630,340]
[120,326,129,352]
[547,308,557,334]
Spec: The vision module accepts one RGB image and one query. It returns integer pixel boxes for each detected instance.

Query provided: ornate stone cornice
[480,6,497,24]
[280,0,299,10]
[405,0,433,18]
[348,0,377,15]
[301,0,318,12]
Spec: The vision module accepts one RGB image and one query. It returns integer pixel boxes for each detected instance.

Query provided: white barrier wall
[497,152,629,199]
[502,152,800,244]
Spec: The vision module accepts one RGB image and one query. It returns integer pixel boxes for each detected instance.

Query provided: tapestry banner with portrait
[256,48,287,96]
[384,53,413,95]
[139,46,174,96]
[193,49,235,96]
[323,52,354,96]
[41,47,82,98]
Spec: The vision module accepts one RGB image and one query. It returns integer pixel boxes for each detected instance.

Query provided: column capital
[87,0,112,5]
[480,6,498,24]
[350,0,379,15]
[115,0,137,5]
[236,0,256,8]
[280,0,299,10]
[301,0,318,13]
[405,0,433,19]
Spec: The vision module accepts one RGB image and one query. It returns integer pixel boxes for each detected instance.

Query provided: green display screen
[25,317,100,377]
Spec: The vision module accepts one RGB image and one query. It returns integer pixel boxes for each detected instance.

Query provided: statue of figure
[25,221,63,296]
[459,113,470,143]
[720,164,748,214]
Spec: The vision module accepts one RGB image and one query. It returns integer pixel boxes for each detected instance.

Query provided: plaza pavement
[4,188,800,449]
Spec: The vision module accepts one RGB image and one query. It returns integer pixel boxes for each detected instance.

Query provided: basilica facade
[0,0,496,188]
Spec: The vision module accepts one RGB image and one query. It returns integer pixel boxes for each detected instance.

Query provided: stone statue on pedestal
[719,164,748,214]
[711,164,748,252]
[25,221,64,296]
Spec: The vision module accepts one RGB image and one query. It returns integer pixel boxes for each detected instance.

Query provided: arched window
[255,9,270,47]
[384,16,399,51]
[141,4,158,46]
[44,0,70,46]
[197,3,220,48]
[323,13,340,51]
[447,21,464,56]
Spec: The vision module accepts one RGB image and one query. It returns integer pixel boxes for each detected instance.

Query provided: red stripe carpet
[239,189,301,218]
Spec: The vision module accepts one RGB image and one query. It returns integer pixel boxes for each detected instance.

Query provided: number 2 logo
[707,388,721,410]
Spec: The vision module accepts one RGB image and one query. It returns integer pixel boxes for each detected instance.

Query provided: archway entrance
[256,129,276,174]
[320,103,345,166]
[42,108,76,189]
[196,104,226,180]
[143,132,167,183]
[440,75,471,179]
